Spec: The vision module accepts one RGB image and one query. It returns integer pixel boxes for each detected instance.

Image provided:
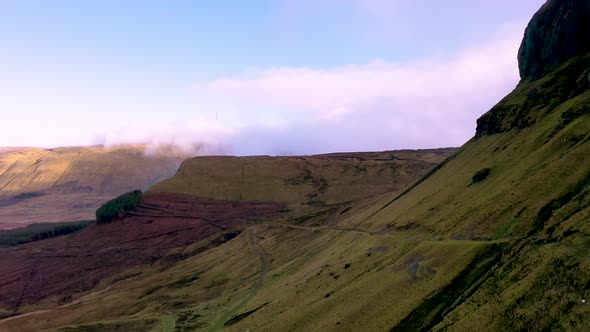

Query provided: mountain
[0,145,182,229]
[1,0,590,330]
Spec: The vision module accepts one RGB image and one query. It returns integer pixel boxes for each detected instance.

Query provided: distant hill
[149,149,455,209]
[0,145,182,229]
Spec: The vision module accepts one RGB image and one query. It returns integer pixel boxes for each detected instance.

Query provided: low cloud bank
[96,24,523,157]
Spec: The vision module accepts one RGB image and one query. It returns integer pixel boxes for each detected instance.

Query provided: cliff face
[476,0,590,137]
[475,53,590,137]
[518,0,590,80]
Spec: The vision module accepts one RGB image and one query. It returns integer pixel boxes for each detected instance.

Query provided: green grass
[494,208,526,239]
[392,243,506,331]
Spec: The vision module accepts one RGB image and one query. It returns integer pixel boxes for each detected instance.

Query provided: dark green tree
[96,190,143,224]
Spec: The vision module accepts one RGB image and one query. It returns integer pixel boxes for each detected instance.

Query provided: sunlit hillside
[0,145,182,229]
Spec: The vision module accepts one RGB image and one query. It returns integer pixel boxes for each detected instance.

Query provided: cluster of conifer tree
[96,190,143,224]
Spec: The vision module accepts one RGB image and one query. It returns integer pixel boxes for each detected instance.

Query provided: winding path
[208,228,271,331]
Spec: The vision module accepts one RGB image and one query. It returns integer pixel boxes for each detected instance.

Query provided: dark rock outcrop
[476,52,590,137]
[476,0,590,137]
[518,0,590,80]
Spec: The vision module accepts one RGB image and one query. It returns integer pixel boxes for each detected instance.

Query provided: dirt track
[248,229,270,293]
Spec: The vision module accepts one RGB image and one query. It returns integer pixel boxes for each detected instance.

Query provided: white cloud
[98,118,234,156]
[188,24,523,154]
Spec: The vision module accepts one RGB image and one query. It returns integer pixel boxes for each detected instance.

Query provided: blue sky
[1,0,546,155]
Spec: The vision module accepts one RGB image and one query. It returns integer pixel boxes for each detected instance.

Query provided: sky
[0,0,546,156]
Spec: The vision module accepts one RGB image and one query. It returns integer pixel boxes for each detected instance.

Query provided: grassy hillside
[0,145,182,228]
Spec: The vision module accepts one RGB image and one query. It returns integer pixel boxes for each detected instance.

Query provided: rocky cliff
[518,0,590,80]
[476,0,590,137]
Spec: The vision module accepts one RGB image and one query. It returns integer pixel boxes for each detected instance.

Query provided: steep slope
[0,145,182,229]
